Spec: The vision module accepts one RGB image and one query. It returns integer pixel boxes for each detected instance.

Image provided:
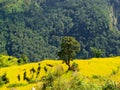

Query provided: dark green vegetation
[0,0,120,61]
[90,47,104,58]
[58,36,80,70]
[17,54,29,64]
[0,73,9,86]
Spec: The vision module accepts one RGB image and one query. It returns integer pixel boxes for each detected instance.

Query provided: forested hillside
[0,0,120,61]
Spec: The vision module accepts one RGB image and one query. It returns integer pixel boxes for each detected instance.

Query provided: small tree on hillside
[18,54,29,64]
[58,36,80,70]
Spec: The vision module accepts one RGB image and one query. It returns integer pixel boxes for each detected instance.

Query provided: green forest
[0,0,120,62]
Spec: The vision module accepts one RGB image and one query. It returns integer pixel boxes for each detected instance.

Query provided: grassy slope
[0,55,18,67]
[0,57,120,90]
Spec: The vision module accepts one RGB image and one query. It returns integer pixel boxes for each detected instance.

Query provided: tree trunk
[67,60,71,70]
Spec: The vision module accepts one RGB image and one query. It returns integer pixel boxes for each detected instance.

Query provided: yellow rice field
[0,57,120,90]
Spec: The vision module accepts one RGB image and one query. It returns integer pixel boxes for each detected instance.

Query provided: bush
[70,75,86,90]
[42,73,56,86]
[0,77,4,86]
[0,73,9,86]
[18,54,29,64]
[111,66,120,76]
[53,65,63,76]
[68,62,79,71]
[92,75,101,79]
[53,78,70,90]
[1,73,9,84]
[102,80,118,90]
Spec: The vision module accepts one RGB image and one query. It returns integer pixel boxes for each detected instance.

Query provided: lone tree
[18,54,29,64]
[58,36,80,70]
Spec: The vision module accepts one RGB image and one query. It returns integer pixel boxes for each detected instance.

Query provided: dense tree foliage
[58,36,80,69]
[17,54,29,64]
[0,0,120,61]
[90,47,104,58]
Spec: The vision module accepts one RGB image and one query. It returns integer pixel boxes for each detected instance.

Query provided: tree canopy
[58,36,80,69]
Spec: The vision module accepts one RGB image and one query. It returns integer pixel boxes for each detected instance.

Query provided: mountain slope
[0,0,120,61]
